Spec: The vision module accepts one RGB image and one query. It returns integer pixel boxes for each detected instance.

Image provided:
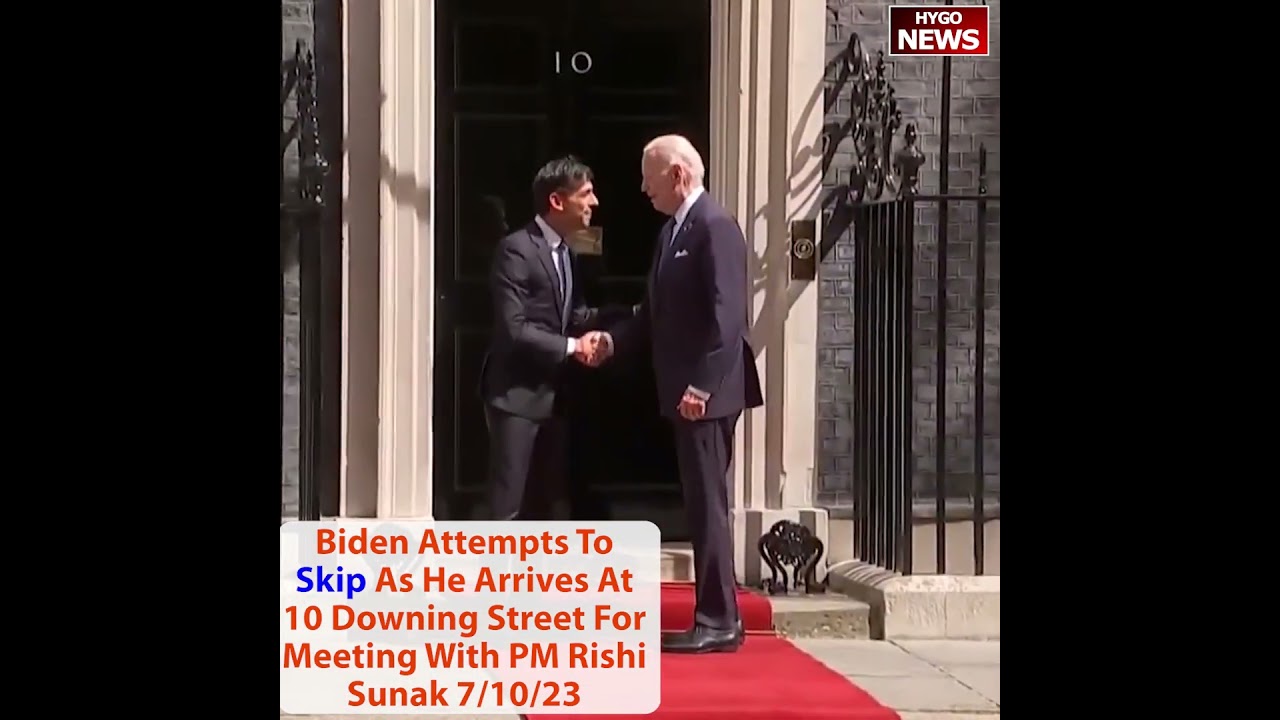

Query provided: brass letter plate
[567,226,604,256]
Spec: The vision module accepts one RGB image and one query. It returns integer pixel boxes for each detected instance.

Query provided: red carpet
[526,582,899,720]
[527,635,898,720]
[659,581,775,633]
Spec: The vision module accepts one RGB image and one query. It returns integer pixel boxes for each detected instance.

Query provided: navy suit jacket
[480,221,598,420]
[612,192,764,420]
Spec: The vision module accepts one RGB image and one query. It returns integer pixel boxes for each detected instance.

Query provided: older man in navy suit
[599,134,764,653]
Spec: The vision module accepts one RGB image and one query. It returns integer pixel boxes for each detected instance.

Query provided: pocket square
[674,249,689,258]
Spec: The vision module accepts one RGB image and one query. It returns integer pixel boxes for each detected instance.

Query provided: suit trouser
[671,411,741,630]
[485,405,567,521]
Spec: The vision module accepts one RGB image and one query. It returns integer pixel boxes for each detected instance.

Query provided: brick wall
[817,0,1000,508]
[280,1,312,519]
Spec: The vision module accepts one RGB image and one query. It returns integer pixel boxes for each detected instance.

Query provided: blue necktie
[656,219,675,275]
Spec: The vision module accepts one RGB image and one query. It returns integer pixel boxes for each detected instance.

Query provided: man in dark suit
[600,135,764,653]
[481,156,609,521]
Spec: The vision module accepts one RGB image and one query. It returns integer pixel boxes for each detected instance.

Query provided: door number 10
[555,51,593,75]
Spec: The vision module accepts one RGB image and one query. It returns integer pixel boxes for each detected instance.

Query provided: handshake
[572,331,614,367]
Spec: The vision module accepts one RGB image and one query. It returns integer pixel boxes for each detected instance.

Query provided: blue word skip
[296,565,367,600]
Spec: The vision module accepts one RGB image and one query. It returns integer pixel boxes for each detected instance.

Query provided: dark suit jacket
[481,220,599,420]
[612,192,764,420]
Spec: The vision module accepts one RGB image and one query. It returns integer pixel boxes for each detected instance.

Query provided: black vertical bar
[296,52,323,523]
[281,221,287,523]
[280,46,291,524]
[869,202,885,567]
[880,203,893,567]
[901,198,915,574]
[935,13,954,572]
[885,198,896,568]
[879,201,890,570]
[887,199,905,572]
[973,150,989,575]
[933,202,948,571]
[299,209,322,523]
[314,0,344,518]
[865,203,877,564]
[862,204,874,563]
[853,204,868,563]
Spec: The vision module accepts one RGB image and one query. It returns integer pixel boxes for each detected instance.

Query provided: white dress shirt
[601,186,713,403]
[534,215,578,356]
[670,185,704,242]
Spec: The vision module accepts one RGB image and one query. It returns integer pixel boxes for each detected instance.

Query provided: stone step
[769,592,871,639]
[662,542,871,639]
[660,542,695,582]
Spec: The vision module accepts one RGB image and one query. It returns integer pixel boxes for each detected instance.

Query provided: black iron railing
[852,188,999,574]
[281,41,325,522]
[851,196,914,572]
[819,31,1000,575]
[280,25,347,523]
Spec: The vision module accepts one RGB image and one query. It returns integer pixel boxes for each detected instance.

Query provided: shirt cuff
[566,337,576,355]
[685,385,710,401]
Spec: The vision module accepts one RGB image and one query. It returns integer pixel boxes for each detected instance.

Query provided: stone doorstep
[660,542,694,582]
[827,561,1000,640]
[664,543,871,639]
[769,592,871,639]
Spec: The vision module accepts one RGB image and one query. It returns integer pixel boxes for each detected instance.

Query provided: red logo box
[888,5,990,57]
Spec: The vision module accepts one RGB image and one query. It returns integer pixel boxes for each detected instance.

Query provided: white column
[779,0,824,509]
[710,0,757,511]
[760,0,792,509]
[376,0,436,519]
[715,0,783,583]
[712,0,774,515]
[339,0,380,517]
[716,0,829,584]
[758,0,824,511]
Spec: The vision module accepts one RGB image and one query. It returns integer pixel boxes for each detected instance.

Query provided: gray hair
[644,134,705,186]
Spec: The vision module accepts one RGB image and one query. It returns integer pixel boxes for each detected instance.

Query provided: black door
[433,0,710,539]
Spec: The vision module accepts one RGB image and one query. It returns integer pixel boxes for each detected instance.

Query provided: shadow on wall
[815,0,1001,510]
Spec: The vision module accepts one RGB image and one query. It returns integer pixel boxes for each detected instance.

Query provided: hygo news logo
[888,5,989,57]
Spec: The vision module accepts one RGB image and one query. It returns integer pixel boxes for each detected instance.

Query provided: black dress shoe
[661,622,744,654]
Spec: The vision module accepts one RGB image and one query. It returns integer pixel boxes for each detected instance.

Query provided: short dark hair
[532,155,594,214]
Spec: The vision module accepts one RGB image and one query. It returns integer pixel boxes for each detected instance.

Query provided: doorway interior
[431,0,711,540]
